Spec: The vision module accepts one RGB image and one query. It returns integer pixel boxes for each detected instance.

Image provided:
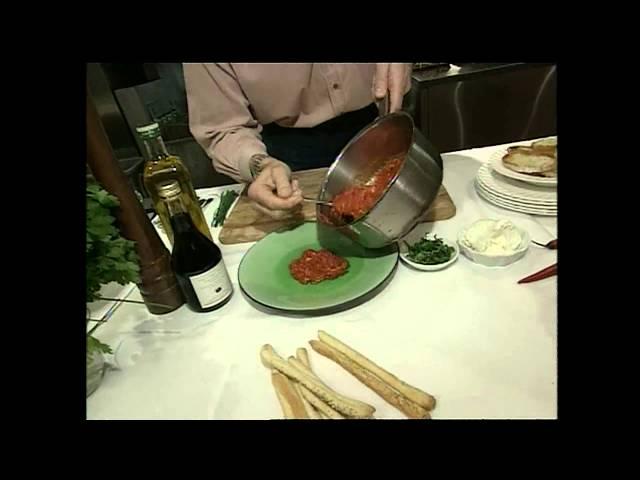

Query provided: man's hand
[373,63,412,113]
[247,158,303,211]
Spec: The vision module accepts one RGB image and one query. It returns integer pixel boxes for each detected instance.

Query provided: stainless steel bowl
[317,112,443,249]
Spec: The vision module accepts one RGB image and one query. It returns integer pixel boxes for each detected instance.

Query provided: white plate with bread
[489,137,557,187]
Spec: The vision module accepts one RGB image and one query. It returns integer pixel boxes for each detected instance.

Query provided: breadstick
[296,348,312,369]
[317,330,436,410]
[293,381,321,419]
[288,356,376,419]
[310,340,430,419]
[290,355,341,419]
[287,356,344,419]
[295,347,345,419]
[292,349,322,418]
[298,385,345,419]
[274,388,294,419]
[260,344,374,418]
[288,357,331,387]
[271,371,308,419]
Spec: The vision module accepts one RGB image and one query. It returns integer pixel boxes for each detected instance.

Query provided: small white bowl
[400,237,459,271]
[457,222,530,267]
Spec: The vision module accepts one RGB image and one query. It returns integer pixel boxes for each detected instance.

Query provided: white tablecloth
[86,139,557,420]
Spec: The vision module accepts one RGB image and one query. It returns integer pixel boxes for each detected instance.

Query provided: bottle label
[188,261,233,308]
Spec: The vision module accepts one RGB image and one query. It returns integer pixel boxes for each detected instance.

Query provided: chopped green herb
[212,190,239,227]
[405,235,454,265]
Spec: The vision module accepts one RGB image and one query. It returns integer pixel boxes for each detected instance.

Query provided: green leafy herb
[212,190,239,227]
[405,235,454,265]
[86,181,141,359]
[87,335,113,361]
[86,182,140,303]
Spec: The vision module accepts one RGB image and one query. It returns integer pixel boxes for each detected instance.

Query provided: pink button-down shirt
[184,63,404,182]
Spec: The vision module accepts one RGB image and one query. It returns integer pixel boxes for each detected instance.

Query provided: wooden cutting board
[219,167,456,245]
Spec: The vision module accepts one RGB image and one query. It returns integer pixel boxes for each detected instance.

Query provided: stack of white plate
[474,148,557,216]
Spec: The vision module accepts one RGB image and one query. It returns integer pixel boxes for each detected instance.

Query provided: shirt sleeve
[184,63,266,183]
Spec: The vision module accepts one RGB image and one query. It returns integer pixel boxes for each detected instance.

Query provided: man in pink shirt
[184,63,412,211]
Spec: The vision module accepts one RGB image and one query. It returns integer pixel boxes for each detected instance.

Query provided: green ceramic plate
[238,222,398,315]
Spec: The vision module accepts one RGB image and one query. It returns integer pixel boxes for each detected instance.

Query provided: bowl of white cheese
[458,219,529,267]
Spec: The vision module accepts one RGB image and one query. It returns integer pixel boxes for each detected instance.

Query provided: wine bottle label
[188,261,233,308]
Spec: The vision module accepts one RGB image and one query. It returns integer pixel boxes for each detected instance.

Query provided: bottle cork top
[136,123,161,140]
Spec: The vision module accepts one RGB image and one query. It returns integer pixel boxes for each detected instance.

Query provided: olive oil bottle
[136,123,212,245]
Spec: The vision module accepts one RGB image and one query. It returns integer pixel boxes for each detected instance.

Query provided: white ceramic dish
[476,164,557,204]
[475,176,557,207]
[475,180,557,210]
[400,237,459,271]
[457,220,530,267]
[475,181,557,217]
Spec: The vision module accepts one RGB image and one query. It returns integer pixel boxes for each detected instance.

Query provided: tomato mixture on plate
[289,249,349,284]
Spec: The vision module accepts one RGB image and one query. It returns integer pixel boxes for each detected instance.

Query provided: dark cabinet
[414,64,556,153]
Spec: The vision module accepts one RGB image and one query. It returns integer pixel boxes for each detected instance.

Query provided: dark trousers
[261,103,378,171]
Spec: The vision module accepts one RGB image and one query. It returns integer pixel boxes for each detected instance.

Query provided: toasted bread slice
[527,169,557,178]
[502,148,556,174]
[532,147,556,158]
[509,144,556,157]
[532,138,557,149]
[532,138,557,159]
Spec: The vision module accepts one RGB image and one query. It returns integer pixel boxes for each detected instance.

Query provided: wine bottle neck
[163,195,191,234]
[169,212,195,235]
[143,136,170,161]
[165,194,186,216]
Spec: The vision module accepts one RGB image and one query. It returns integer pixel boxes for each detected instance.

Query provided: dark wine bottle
[158,181,233,312]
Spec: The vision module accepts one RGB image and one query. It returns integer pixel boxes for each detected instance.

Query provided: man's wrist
[249,154,284,179]
[249,153,273,179]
